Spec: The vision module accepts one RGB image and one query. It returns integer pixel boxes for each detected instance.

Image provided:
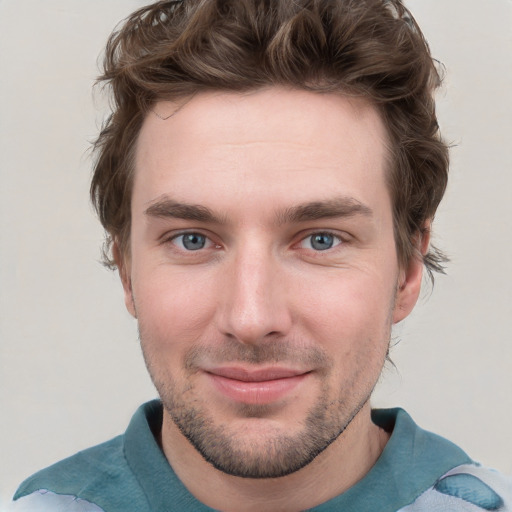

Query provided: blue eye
[301,233,341,251]
[311,233,334,251]
[176,233,207,251]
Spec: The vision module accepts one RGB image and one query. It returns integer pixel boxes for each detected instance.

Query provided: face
[120,88,423,478]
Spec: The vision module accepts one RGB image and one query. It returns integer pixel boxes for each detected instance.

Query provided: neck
[160,403,389,512]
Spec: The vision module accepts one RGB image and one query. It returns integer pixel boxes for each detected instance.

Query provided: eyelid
[162,230,221,250]
[295,229,350,251]
[160,228,350,252]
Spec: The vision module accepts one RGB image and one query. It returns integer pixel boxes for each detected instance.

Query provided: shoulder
[10,401,167,512]
[12,435,148,512]
[369,409,511,512]
[14,435,126,499]
[398,463,512,511]
[7,489,105,511]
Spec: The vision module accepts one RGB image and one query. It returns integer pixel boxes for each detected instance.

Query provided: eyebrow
[144,196,373,225]
[145,198,225,223]
[277,197,373,224]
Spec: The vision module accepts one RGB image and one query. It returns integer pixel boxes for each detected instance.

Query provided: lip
[204,367,310,405]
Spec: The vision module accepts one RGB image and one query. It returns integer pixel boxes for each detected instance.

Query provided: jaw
[159,397,388,511]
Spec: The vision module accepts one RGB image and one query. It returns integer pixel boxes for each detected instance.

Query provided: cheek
[305,280,393,395]
[299,270,396,358]
[133,268,218,353]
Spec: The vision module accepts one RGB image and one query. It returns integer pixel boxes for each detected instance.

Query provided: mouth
[204,366,311,405]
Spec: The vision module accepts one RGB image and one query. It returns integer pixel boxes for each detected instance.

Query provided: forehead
[133,88,391,217]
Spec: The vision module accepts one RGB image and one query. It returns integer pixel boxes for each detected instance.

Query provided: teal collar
[312,408,472,511]
[124,401,472,511]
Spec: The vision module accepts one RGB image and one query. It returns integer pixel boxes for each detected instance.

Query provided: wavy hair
[91,0,449,277]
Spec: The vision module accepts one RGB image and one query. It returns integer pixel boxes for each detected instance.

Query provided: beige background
[1,0,511,507]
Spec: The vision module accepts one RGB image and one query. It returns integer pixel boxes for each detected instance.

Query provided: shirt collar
[124,401,471,511]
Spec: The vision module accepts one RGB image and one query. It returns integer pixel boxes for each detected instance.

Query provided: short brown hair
[91,0,449,277]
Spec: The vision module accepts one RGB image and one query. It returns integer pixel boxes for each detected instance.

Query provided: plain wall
[1,0,511,506]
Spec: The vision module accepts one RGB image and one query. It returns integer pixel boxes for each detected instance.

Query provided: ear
[392,223,431,324]
[113,240,137,319]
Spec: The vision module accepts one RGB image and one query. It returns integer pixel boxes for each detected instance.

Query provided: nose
[216,243,293,344]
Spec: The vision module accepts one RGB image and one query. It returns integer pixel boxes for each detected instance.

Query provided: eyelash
[165,232,218,252]
[298,231,344,252]
[163,230,346,254]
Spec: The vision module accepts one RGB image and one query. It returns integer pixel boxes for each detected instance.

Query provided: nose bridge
[218,238,291,343]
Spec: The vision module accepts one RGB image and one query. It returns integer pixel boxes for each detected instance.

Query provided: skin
[117,88,426,511]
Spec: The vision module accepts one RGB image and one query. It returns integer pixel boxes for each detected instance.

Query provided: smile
[204,367,311,405]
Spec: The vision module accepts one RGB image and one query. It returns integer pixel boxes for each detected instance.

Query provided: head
[91,0,449,277]
[90,0,449,479]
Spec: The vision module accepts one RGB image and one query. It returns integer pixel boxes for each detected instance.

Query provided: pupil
[183,234,205,250]
[311,233,333,251]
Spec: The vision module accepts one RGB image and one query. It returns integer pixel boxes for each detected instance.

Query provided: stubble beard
[140,335,380,479]
[163,385,369,478]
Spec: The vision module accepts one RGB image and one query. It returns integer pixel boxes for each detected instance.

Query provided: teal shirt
[13,400,508,511]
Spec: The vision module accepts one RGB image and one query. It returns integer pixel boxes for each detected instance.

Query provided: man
[10,0,511,510]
